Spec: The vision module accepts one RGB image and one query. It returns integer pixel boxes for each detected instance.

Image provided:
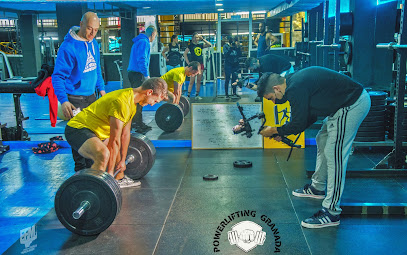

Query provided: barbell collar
[317,44,341,49]
[296,51,311,56]
[125,154,135,165]
[72,200,91,220]
[376,42,407,49]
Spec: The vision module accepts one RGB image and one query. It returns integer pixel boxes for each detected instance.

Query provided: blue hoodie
[127,33,150,77]
[52,26,105,104]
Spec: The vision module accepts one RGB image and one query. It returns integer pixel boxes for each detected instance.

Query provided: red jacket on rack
[34,76,58,127]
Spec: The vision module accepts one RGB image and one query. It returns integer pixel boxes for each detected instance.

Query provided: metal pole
[333,0,340,71]
[322,0,329,68]
[216,13,222,97]
[248,11,253,57]
[289,15,293,47]
[394,0,407,168]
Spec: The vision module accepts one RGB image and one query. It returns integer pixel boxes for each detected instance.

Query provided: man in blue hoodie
[52,11,106,171]
[128,25,157,133]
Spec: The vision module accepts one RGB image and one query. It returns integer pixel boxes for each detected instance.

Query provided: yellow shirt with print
[67,88,137,140]
[161,67,186,93]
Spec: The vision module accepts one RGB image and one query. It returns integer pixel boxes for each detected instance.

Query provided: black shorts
[65,125,97,152]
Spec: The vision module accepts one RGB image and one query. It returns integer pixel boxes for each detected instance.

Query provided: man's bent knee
[93,146,110,167]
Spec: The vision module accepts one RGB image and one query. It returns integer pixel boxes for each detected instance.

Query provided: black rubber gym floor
[3,147,407,255]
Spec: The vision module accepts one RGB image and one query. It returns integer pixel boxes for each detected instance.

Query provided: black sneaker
[301,208,340,229]
[141,122,152,130]
[292,184,325,199]
[254,96,262,102]
[132,123,150,134]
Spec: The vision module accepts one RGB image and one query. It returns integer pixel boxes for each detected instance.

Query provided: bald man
[52,11,106,172]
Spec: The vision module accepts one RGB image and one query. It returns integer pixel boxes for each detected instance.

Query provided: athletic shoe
[195,96,203,100]
[301,208,340,229]
[117,175,141,188]
[292,184,325,199]
[254,96,262,102]
[232,94,241,99]
[140,122,152,130]
[226,95,231,100]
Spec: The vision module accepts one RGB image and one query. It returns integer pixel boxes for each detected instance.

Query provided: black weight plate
[358,126,385,132]
[344,41,352,65]
[363,115,385,122]
[356,130,385,137]
[366,109,385,117]
[103,175,122,210]
[370,100,386,107]
[125,133,156,180]
[203,174,218,181]
[55,169,120,236]
[370,105,386,111]
[178,100,185,116]
[233,160,253,168]
[354,136,385,142]
[359,121,385,128]
[369,91,387,100]
[179,95,190,117]
[155,103,184,132]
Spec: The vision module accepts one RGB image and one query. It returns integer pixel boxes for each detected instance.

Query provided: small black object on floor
[233,160,253,168]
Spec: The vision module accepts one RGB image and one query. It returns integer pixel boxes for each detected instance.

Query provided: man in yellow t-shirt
[65,78,168,188]
[161,61,201,104]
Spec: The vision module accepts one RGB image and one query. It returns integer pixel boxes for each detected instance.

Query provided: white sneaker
[195,96,203,100]
[117,175,141,188]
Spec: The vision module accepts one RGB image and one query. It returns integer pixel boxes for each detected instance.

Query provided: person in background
[162,34,182,72]
[52,11,106,172]
[161,61,201,104]
[127,25,157,134]
[184,32,212,100]
[223,36,242,99]
[253,21,279,58]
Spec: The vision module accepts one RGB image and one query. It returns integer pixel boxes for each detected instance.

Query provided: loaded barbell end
[125,154,135,165]
[72,200,91,220]
[113,154,137,177]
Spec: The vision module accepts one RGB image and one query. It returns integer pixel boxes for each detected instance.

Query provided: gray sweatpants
[311,89,371,215]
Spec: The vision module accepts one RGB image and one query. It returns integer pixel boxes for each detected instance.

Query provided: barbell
[54,133,156,236]
[155,95,190,132]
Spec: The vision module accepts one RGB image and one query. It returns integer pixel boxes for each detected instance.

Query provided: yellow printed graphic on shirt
[194,47,202,56]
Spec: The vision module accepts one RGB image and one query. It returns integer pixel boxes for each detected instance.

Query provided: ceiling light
[217,8,224,12]
[216,3,223,6]
[253,10,267,14]
[142,7,151,9]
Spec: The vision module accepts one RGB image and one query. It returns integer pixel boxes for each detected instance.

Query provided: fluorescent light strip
[232,32,250,35]
[216,3,223,6]
[235,10,266,15]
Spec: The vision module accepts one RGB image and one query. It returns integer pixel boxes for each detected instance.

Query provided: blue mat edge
[3,138,315,149]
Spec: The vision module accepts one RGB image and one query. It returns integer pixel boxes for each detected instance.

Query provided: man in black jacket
[224,36,242,98]
[245,54,294,101]
[257,66,371,229]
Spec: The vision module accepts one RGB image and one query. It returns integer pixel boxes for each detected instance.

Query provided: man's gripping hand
[259,126,281,141]
[115,160,126,173]
[61,101,77,119]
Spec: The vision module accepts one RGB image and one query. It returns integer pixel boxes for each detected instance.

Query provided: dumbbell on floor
[54,134,155,236]
[155,95,190,132]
